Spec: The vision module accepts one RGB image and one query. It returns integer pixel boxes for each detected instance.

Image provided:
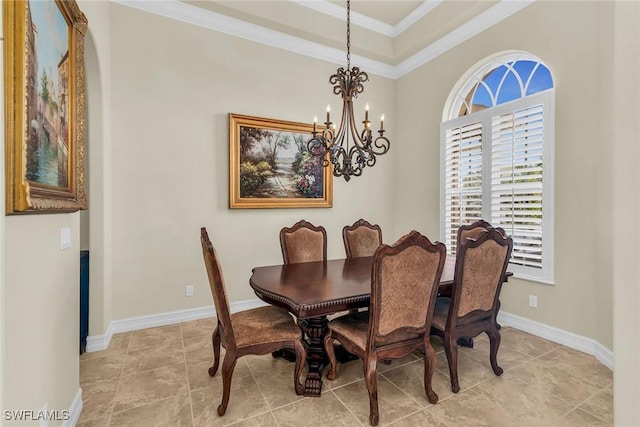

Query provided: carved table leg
[299,316,328,397]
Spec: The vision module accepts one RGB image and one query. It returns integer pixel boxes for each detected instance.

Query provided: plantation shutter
[444,121,483,255]
[490,105,544,269]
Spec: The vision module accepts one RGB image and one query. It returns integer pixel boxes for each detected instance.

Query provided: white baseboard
[85,299,267,352]
[86,300,614,371]
[498,311,613,370]
[62,388,83,427]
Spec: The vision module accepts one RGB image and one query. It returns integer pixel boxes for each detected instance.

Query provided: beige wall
[108,5,397,320]
[612,2,640,425]
[2,215,80,424]
[395,1,613,349]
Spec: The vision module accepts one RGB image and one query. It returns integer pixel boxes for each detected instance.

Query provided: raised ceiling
[117,0,535,78]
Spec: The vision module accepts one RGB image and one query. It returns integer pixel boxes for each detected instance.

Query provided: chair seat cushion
[329,311,420,352]
[231,306,301,348]
[432,297,451,331]
[328,311,370,351]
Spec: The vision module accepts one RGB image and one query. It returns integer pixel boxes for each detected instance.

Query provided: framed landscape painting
[4,0,88,214]
[229,113,333,209]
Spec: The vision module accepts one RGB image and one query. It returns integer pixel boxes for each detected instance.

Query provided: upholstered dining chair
[279,219,327,264]
[342,218,383,258]
[431,227,513,393]
[456,220,506,252]
[324,230,446,426]
[440,220,507,300]
[200,227,306,416]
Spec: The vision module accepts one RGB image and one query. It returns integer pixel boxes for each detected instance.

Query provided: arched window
[441,52,554,283]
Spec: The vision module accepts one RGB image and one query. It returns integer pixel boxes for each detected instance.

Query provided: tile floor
[78,318,613,426]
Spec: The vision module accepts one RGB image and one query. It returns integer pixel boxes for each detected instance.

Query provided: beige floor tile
[191,374,270,426]
[499,328,560,357]
[435,348,495,391]
[113,363,188,414]
[76,318,613,427]
[109,392,192,427]
[80,354,125,386]
[536,346,613,388]
[226,412,279,427]
[473,365,580,425]
[322,358,365,391]
[79,379,119,421]
[561,408,611,427]
[122,339,184,375]
[180,317,216,341]
[460,334,532,372]
[81,333,131,362]
[332,376,423,426]
[428,389,522,427]
[187,358,222,392]
[578,386,614,424]
[246,355,306,409]
[76,415,111,427]
[272,392,360,427]
[381,359,455,406]
[129,325,182,351]
[388,407,448,427]
[183,334,215,365]
[187,349,252,391]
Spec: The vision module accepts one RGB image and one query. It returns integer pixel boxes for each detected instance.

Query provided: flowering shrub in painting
[295,154,323,197]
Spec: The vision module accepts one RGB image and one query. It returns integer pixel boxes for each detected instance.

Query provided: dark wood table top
[250,255,457,319]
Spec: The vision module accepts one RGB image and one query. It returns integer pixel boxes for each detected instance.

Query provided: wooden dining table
[249,255,509,397]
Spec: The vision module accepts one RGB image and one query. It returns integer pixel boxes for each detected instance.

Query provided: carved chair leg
[443,332,460,393]
[363,355,379,426]
[293,340,307,395]
[324,333,337,381]
[423,341,439,404]
[487,328,504,376]
[209,326,221,377]
[217,352,237,416]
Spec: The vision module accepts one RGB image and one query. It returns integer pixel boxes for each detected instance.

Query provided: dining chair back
[342,218,383,258]
[456,220,506,252]
[279,220,327,264]
[431,227,513,393]
[324,230,446,425]
[200,227,306,416]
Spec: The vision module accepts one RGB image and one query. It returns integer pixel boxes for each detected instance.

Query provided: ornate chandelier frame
[307,0,390,182]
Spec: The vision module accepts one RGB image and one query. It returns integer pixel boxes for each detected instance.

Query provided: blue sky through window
[469,60,553,110]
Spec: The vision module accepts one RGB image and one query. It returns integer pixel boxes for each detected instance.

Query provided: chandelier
[307,0,390,182]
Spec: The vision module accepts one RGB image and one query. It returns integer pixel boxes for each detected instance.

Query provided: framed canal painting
[4,0,88,214]
[229,113,333,209]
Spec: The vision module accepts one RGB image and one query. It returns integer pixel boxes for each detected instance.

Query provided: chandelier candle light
[307,0,390,181]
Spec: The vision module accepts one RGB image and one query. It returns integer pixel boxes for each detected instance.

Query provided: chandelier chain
[346,0,350,70]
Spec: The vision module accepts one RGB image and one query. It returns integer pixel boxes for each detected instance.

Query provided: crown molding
[293,0,395,36]
[392,0,442,37]
[112,0,535,80]
[293,0,443,38]
[394,0,536,78]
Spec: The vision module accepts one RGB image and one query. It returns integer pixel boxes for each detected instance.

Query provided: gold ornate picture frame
[229,113,333,209]
[4,0,88,214]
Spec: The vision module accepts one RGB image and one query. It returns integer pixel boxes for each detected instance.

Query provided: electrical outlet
[528,295,538,308]
[185,285,194,297]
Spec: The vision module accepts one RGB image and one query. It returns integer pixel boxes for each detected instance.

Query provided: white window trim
[440,89,555,285]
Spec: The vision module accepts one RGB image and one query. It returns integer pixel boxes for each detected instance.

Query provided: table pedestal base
[299,316,328,397]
